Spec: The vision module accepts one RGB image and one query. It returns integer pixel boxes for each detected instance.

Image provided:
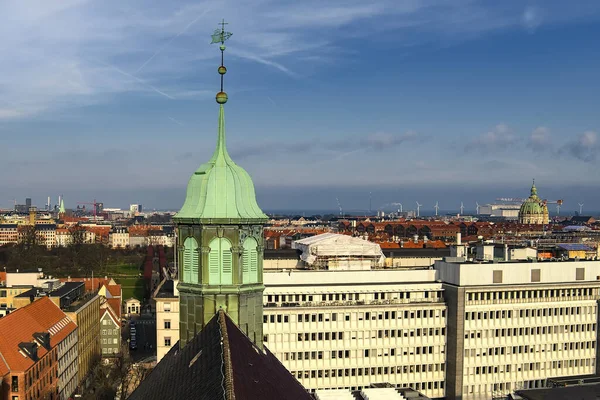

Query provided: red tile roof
[106,298,122,319]
[106,284,122,298]
[0,297,77,372]
[60,277,113,292]
[0,271,6,284]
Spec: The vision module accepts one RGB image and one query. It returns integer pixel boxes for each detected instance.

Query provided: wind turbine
[460,202,464,215]
[336,197,344,218]
[398,203,403,213]
[556,203,561,215]
[579,203,584,215]
[416,201,422,218]
[476,202,480,215]
[434,201,439,217]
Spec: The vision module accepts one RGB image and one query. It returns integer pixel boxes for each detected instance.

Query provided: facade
[0,297,78,400]
[125,298,141,315]
[109,227,130,248]
[64,293,101,386]
[518,181,550,224]
[263,269,447,398]
[57,321,78,400]
[100,308,121,358]
[436,258,600,400]
[154,280,179,363]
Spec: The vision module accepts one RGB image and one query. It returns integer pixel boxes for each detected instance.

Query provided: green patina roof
[174,104,267,223]
[520,181,546,214]
[59,198,65,214]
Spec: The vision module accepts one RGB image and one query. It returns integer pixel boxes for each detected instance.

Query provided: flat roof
[516,384,600,400]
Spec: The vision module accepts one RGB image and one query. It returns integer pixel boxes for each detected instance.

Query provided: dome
[174,105,267,223]
[518,181,549,224]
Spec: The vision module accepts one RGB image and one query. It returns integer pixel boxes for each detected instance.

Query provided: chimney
[504,244,509,262]
[456,232,462,245]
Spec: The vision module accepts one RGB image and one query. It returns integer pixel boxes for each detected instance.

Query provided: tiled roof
[60,277,112,292]
[129,310,312,400]
[0,271,6,283]
[106,284,122,297]
[106,298,122,318]
[100,307,119,326]
[0,297,76,372]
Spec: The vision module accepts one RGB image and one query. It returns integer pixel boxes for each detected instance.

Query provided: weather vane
[211,19,232,104]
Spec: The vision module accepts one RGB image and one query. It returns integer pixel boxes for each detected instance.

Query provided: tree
[82,351,152,399]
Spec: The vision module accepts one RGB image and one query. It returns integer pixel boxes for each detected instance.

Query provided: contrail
[98,60,175,100]
[136,10,210,74]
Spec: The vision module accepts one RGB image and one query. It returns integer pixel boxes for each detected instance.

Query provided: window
[164,303,171,312]
[242,237,259,284]
[11,376,18,392]
[183,237,199,284]
[208,237,233,285]
[531,269,541,282]
[576,268,585,281]
[493,270,503,284]
[165,337,171,347]
[164,320,171,329]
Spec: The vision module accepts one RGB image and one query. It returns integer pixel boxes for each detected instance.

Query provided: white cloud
[564,131,599,162]
[528,126,552,151]
[1,0,599,119]
[468,124,518,151]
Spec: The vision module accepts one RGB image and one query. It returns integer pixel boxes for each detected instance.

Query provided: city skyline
[2,1,600,209]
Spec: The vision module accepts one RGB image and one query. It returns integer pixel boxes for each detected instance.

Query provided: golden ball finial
[218,66,227,75]
[216,91,228,104]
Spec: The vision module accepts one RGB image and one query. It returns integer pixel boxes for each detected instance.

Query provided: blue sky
[1,0,600,212]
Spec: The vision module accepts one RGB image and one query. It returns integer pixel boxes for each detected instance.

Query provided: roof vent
[33,332,51,350]
[18,342,39,361]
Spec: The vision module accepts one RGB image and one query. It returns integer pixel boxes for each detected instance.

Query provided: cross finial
[211,19,233,45]
[212,20,232,104]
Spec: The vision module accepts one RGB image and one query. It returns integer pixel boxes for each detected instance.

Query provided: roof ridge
[218,310,236,400]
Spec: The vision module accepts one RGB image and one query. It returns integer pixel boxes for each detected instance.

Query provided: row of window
[467,358,596,376]
[265,291,440,304]
[102,338,119,344]
[465,341,597,357]
[465,306,596,321]
[293,367,446,385]
[467,287,596,302]
[265,309,446,325]
[265,327,447,343]
[101,329,119,335]
[465,323,597,340]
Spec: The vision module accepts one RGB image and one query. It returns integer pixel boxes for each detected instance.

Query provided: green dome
[519,198,543,215]
[174,105,267,223]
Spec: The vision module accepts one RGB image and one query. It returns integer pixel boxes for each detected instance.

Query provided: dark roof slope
[516,384,600,400]
[128,310,312,400]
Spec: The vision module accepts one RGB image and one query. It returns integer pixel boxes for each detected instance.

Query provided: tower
[173,21,268,349]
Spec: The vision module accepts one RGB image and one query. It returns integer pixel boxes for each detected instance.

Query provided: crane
[77,199,99,222]
[434,201,439,216]
[416,201,422,218]
[460,202,464,215]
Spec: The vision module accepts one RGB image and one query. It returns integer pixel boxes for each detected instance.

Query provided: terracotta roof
[129,311,312,400]
[0,271,6,283]
[60,277,112,292]
[106,284,122,298]
[106,298,122,319]
[100,307,119,326]
[0,297,77,372]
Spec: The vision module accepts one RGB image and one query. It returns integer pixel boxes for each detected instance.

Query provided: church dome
[518,181,549,224]
[174,105,267,222]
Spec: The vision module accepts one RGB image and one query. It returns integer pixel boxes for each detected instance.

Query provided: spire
[211,19,232,105]
[530,179,537,197]
[59,197,65,214]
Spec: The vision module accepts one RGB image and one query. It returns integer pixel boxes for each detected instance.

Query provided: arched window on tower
[242,237,259,284]
[183,237,199,284]
[208,237,233,285]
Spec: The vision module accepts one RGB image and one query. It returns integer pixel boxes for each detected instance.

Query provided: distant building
[518,181,549,225]
[130,204,143,214]
[125,298,141,316]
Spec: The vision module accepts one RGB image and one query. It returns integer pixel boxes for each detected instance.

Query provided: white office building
[263,269,447,398]
[436,258,600,400]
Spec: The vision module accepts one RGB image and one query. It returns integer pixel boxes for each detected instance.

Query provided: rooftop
[129,310,312,400]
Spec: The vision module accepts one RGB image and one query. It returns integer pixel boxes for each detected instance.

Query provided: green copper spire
[59,197,65,214]
[174,21,267,223]
[530,179,537,197]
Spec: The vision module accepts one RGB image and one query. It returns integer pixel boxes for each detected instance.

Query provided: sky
[1,0,600,212]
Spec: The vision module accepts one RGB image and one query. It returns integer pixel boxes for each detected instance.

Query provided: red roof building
[0,297,78,400]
